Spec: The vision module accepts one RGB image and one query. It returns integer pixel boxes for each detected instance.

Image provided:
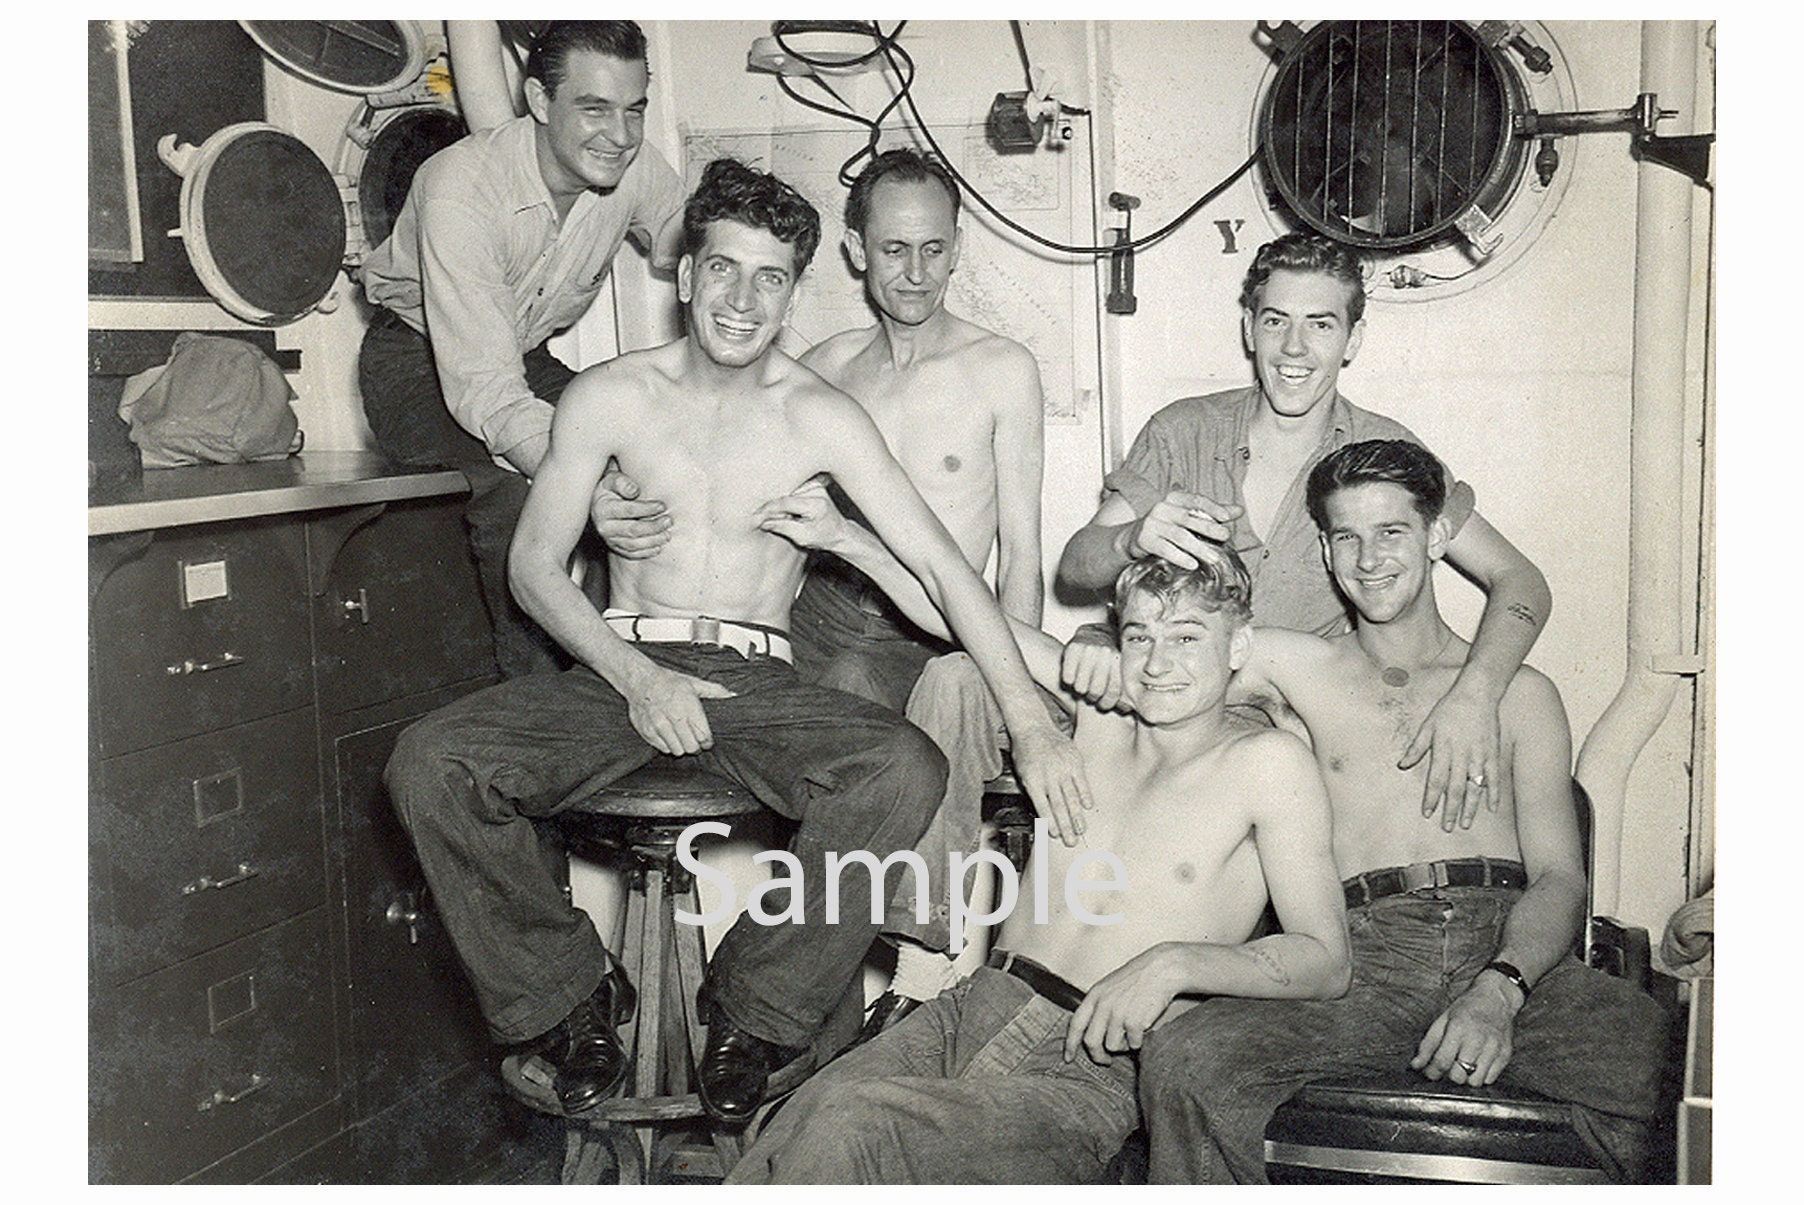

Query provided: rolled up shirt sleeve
[416,192,553,460]
[1102,410,1192,517]
[635,144,686,272]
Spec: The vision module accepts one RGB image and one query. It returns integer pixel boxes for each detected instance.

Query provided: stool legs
[562,827,748,1184]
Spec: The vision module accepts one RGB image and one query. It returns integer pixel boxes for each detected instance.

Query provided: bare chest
[842,362,998,485]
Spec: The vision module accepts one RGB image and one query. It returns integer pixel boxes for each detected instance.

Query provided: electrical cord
[1009,20,1035,93]
[880,29,1254,256]
[1009,21,1090,118]
[775,22,915,187]
[770,20,1254,257]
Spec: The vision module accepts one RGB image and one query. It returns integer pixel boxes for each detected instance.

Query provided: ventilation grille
[1259,20,1525,251]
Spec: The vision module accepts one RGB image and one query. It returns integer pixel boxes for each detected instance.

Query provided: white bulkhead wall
[248,20,1707,948]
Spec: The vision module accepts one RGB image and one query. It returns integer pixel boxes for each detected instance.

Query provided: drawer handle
[197,1073,267,1112]
[385,890,424,944]
[341,588,371,624]
[182,862,259,895]
[165,652,245,676]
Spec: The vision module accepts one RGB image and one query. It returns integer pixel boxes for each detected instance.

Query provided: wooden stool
[501,759,810,1183]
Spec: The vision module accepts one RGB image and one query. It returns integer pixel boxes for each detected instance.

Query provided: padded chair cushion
[1268,1071,1604,1173]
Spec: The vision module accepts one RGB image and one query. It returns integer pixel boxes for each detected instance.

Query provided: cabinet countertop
[88,453,471,537]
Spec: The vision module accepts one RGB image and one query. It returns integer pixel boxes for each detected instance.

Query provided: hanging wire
[775,22,913,186]
[1009,19,1036,93]
[767,20,1250,258]
[1011,19,1091,118]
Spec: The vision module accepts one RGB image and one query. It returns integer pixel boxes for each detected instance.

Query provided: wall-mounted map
[680,123,1097,422]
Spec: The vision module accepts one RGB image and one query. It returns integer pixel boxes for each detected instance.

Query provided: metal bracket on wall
[1515,92,1714,187]
[1106,192,1140,315]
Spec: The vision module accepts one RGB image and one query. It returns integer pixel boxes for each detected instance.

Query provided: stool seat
[566,758,762,823]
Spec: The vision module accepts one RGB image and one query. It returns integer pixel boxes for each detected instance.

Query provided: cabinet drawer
[95,708,325,984]
[90,909,338,1183]
[310,498,495,716]
[91,518,312,756]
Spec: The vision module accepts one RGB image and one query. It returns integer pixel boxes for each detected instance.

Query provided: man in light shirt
[360,20,683,676]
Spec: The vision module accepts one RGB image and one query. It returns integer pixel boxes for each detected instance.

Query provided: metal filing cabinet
[89,455,508,1183]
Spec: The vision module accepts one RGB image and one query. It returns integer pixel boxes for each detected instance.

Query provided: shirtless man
[384,158,1089,1126]
[789,148,1047,1022]
[726,546,1350,1184]
[1058,233,1552,828]
[1103,440,1673,1182]
[792,146,1046,706]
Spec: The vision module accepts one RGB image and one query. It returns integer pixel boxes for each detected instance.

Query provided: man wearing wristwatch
[1066,440,1670,1182]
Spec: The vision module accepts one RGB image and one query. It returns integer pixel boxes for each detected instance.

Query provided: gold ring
[1457,1059,1478,1073]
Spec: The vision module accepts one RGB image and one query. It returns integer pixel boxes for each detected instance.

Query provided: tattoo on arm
[1249,946,1291,986]
[1507,602,1540,628]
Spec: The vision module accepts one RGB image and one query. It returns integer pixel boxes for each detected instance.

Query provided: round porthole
[1252,20,1578,302]
[340,104,467,260]
[159,123,347,325]
[239,20,428,95]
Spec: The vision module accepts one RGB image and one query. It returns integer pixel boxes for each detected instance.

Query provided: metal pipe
[1575,21,1700,917]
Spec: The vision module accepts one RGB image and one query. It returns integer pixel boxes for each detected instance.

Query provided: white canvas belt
[603,610,793,664]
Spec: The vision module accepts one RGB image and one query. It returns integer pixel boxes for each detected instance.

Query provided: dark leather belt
[1342,857,1526,909]
[987,949,1087,1013]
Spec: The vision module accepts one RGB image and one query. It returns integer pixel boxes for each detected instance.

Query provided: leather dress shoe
[855,989,922,1045]
[697,1004,807,1124]
[520,961,635,1116]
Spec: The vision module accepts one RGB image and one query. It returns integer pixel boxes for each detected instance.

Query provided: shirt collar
[498,116,557,218]
[1226,386,1356,458]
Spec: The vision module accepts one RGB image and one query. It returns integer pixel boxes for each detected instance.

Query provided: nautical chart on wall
[680,123,1095,421]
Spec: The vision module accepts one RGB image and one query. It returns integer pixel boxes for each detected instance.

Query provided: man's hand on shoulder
[1009,723,1094,848]
[1064,944,1186,1066]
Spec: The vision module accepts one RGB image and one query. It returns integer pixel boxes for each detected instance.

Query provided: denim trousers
[790,567,960,950]
[790,559,951,714]
[357,312,598,678]
[385,643,946,1048]
[728,966,1140,1183]
[888,653,1072,951]
[1137,887,1674,1183]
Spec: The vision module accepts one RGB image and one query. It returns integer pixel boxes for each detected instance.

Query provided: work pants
[385,644,946,1049]
[728,966,1139,1183]
[357,310,602,677]
[790,559,951,714]
[1137,887,1674,1182]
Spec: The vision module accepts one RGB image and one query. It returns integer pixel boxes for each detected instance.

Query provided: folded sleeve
[630,143,687,272]
[1101,411,1188,517]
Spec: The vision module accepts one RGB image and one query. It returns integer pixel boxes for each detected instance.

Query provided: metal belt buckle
[1399,863,1439,894]
[691,615,722,646]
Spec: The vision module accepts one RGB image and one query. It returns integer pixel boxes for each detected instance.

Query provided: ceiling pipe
[1575,20,1703,918]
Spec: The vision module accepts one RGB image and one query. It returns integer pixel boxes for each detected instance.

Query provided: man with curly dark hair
[385,158,1092,1126]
